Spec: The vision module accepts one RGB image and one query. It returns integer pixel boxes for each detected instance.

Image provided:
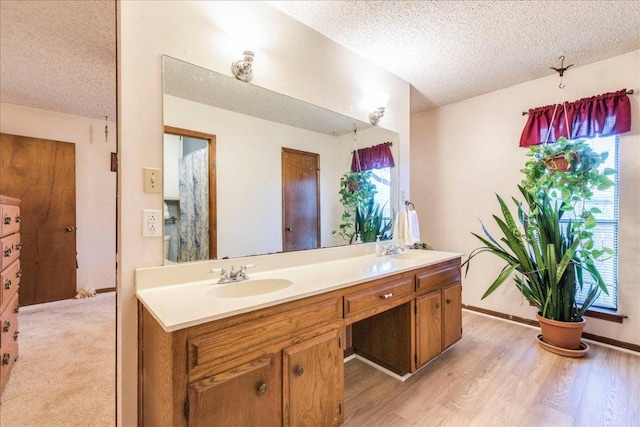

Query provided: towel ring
[405,201,415,211]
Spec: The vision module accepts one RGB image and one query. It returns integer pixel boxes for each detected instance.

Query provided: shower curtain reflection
[178,148,209,261]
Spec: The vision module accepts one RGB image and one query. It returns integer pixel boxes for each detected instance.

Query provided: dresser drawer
[0,335,18,394]
[0,293,19,350]
[344,275,413,321]
[1,259,21,312]
[415,259,461,296]
[0,204,20,238]
[1,233,21,271]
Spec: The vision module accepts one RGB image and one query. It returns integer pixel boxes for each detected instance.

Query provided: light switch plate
[143,167,162,193]
[142,209,162,237]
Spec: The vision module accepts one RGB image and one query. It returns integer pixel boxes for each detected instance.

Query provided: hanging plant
[332,171,377,243]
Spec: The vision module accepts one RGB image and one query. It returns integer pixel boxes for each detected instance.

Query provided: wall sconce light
[369,107,386,126]
[232,50,255,82]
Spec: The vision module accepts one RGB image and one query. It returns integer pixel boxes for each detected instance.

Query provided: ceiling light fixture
[369,107,385,126]
[231,51,255,82]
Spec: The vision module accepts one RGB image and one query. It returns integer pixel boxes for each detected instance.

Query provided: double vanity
[136,245,463,426]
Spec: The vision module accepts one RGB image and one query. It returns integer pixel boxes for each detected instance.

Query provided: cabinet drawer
[415,259,461,295]
[0,336,18,395]
[0,293,19,350]
[1,233,21,271]
[0,204,20,238]
[187,296,342,375]
[1,259,21,312]
[344,276,413,320]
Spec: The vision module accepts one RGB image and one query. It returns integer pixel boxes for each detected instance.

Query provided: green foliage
[463,186,608,322]
[354,200,393,243]
[464,137,616,322]
[332,171,378,243]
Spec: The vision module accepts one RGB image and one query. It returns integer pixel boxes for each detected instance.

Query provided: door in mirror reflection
[282,148,320,252]
[163,126,217,263]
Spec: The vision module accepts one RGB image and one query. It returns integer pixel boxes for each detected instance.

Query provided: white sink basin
[207,278,293,298]
[391,250,432,260]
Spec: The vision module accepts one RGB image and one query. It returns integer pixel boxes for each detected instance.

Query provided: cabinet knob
[2,321,10,332]
[3,215,11,225]
[4,279,11,290]
[15,215,21,223]
[435,303,440,309]
[66,226,76,232]
[14,304,20,314]
[16,269,22,278]
[257,383,268,395]
[446,299,451,304]
[14,242,22,250]
[295,366,304,377]
[13,331,19,341]
[3,247,11,257]
[379,292,394,299]
[2,353,10,365]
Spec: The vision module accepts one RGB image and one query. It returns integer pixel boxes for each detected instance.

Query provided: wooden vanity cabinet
[414,259,462,369]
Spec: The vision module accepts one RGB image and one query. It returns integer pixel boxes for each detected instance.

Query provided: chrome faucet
[210,264,254,284]
[383,244,404,255]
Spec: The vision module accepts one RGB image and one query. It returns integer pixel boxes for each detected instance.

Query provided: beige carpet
[0,292,116,427]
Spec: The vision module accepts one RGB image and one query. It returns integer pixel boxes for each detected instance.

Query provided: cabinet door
[443,283,462,350]
[283,329,344,427]
[415,291,442,368]
[187,354,281,427]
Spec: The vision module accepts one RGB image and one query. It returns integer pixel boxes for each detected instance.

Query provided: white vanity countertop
[136,249,463,332]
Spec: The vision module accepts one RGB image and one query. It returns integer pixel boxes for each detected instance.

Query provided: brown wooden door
[0,133,76,305]
[415,290,442,368]
[443,283,462,349]
[282,329,344,427]
[282,148,320,252]
[187,354,282,427]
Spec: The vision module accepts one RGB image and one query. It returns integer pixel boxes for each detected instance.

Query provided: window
[561,135,619,310]
[368,167,392,220]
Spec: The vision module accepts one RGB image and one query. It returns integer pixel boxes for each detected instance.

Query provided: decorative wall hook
[232,51,255,82]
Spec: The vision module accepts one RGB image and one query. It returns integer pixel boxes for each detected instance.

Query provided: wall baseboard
[463,304,640,354]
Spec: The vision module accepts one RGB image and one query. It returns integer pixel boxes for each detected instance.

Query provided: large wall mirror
[162,55,400,262]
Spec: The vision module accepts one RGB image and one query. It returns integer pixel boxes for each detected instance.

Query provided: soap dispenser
[375,235,383,257]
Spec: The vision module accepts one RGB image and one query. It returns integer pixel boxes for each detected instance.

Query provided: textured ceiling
[270,1,640,113]
[0,0,116,120]
[1,1,638,120]
[164,56,372,136]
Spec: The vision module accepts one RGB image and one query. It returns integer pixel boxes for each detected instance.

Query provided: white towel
[163,202,170,219]
[406,210,421,245]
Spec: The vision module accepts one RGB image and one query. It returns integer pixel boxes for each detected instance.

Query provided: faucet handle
[209,267,228,277]
[241,264,255,271]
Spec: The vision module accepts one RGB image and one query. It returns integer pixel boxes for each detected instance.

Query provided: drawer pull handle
[257,383,268,395]
[15,215,21,223]
[2,321,10,332]
[2,353,10,365]
[3,215,10,225]
[13,331,19,341]
[5,279,11,289]
[16,269,22,278]
[3,247,11,257]
[14,304,20,313]
[295,366,304,377]
[379,292,394,299]
[14,242,22,250]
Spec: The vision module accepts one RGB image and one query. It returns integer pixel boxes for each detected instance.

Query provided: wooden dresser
[0,195,21,395]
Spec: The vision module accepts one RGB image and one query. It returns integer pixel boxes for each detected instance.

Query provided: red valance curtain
[519,89,631,147]
[351,142,395,172]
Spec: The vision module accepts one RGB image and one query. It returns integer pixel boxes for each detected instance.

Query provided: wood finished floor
[343,311,640,427]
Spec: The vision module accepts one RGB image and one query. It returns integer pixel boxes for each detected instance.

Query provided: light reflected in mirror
[162,55,399,261]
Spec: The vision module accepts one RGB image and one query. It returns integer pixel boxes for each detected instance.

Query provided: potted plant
[332,171,378,243]
[463,137,615,352]
[354,200,393,243]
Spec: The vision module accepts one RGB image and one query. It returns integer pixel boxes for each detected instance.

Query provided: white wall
[119,2,410,424]
[164,94,341,257]
[0,102,117,292]
[411,50,640,346]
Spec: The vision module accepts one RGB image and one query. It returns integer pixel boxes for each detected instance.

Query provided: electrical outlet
[142,209,162,237]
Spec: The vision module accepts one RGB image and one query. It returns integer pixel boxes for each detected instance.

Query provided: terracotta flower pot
[536,313,586,350]
[544,153,579,172]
